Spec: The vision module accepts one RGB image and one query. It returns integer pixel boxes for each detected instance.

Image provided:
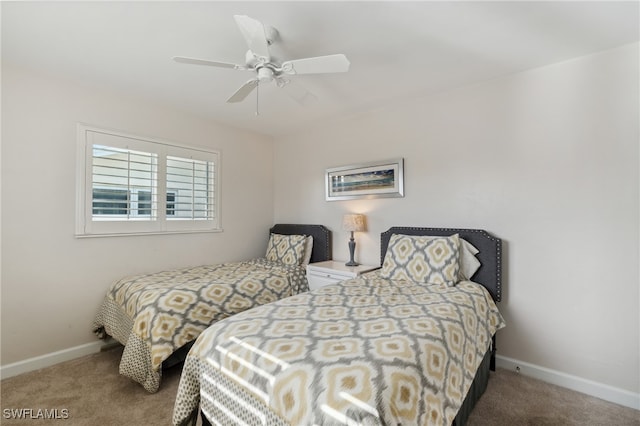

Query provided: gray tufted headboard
[270,224,332,263]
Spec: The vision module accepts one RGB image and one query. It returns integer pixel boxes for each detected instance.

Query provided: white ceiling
[3,1,638,137]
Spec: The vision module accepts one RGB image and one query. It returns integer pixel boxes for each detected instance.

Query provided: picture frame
[325,158,404,201]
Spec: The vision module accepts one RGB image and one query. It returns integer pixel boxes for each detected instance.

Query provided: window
[91,189,176,217]
[92,188,128,216]
[76,124,220,236]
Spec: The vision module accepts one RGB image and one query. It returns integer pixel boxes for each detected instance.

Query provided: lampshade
[342,214,366,232]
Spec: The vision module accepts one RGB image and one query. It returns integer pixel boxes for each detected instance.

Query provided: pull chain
[255,80,260,116]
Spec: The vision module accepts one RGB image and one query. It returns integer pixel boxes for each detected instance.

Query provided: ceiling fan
[173,15,350,108]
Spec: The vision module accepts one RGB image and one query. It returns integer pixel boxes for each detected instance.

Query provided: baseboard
[0,341,108,380]
[496,355,640,411]
[3,345,638,411]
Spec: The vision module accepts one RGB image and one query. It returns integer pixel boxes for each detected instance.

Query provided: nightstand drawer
[306,260,378,290]
[306,273,344,290]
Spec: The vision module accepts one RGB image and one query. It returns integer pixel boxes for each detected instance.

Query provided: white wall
[1,64,274,364]
[273,44,639,395]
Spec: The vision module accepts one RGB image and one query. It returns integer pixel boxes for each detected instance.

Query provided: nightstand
[306,260,379,290]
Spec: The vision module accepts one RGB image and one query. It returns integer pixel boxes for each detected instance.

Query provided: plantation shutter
[91,144,158,220]
[166,156,215,220]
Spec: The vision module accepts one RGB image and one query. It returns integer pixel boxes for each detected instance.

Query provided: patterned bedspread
[173,271,505,426]
[93,258,308,393]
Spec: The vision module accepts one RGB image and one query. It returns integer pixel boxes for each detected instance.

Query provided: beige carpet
[1,347,638,425]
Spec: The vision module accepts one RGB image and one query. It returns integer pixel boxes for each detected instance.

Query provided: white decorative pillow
[380,234,461,286]
[302,236,314,265]
[459,238,481,281]
[265,233,308,265]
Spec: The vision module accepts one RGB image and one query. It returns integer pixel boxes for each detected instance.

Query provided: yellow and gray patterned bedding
[172,271,505,426]
[93,258,308,393]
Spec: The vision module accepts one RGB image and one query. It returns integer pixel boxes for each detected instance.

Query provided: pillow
[380,234,461,286]
[302,235,314,265]
[459,238,481,281]
[380,234,481,282]
[265,233,307,265]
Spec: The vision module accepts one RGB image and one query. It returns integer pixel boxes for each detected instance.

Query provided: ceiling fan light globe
[257,67,274,82]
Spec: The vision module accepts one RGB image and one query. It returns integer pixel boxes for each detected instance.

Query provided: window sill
[75,228,223,239]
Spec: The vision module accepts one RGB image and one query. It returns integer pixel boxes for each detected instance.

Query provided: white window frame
[75,123,221,237]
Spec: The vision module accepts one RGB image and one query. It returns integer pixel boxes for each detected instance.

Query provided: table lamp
[342,213,366,266]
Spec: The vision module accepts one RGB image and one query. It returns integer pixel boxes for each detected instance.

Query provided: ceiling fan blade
[173,56,246,70]
[278,79,318,106]
[233,15,270,61]
[226,79,259,103]
[281,54,350,75]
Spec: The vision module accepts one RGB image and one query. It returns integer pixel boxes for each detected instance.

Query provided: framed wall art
[325,158,404,201]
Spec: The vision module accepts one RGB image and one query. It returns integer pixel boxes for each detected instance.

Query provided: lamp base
[346,235,358,267]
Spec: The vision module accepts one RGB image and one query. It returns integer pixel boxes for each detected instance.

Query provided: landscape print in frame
[325,158,404,201]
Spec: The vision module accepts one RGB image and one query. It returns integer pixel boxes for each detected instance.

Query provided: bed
[92,224,331,393]
[172,227,505,426]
